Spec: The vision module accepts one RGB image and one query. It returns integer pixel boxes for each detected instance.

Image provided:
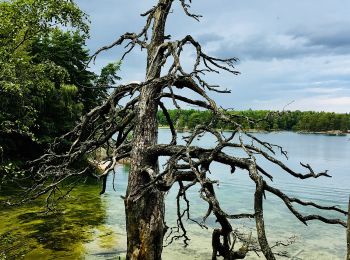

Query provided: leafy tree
[187,111,203,129]
[176,115,186,129]
[31,29,101,113]
[0,0,121,160]
[0,0,88,150]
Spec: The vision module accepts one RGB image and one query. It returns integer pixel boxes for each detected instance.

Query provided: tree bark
[125,1,172,259]
[255,177,276,260]
[347,195,350,260]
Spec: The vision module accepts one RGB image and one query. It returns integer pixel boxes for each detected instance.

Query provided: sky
[75,0,350,113]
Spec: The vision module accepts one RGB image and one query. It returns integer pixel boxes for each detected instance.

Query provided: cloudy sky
[75,0,350,112]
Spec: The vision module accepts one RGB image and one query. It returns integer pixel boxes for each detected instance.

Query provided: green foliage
[0,0,122,162]
[97,61,122,87]
[31,29,116,113]
[158,109,350,133]
[0,0,88,139]
[0,0,89,51]
[0,161,25,187]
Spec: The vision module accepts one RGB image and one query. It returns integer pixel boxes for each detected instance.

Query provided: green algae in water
[0,180,115,259]
[95,225,117,249]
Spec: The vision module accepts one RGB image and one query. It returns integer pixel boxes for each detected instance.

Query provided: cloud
[250,96,350,113]
[75,0,350,113]
[196,33,224,45]
[294,95,350,112]
[209,28,350,61]
[298,25,350,50]
[302,87,344,94]
[213,33,309,60]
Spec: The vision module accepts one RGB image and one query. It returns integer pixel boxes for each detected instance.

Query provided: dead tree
[15,1,348,259]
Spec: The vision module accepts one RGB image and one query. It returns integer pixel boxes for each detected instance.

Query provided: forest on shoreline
[157,109,350,133]
[0,0,120,178]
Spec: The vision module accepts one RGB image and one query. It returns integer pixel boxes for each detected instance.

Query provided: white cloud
[294,96,350,112]
[303,87,344,94]
[76,0,350,113]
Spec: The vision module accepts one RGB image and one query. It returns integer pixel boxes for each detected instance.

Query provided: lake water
[1,130,349,259]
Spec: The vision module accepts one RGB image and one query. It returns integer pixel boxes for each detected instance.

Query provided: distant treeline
[157,109,350,132]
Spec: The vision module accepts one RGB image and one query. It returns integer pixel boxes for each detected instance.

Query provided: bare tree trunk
[347,195,350,260]
[125,1,172,259]
[125,86,164,259]
[254,177,276,260]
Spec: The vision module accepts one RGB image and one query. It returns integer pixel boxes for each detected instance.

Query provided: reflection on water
[0,131,349,259]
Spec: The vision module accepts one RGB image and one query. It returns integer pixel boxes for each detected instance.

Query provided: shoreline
[158,126,348,136]
[296,130,347,136]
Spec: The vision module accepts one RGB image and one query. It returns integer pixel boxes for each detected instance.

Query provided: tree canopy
[0,0,121,162]
[158,109,350,132]
[0,0,87,140]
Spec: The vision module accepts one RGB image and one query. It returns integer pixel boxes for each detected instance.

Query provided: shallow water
[0,179,108,259]
[1,130,349,259]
